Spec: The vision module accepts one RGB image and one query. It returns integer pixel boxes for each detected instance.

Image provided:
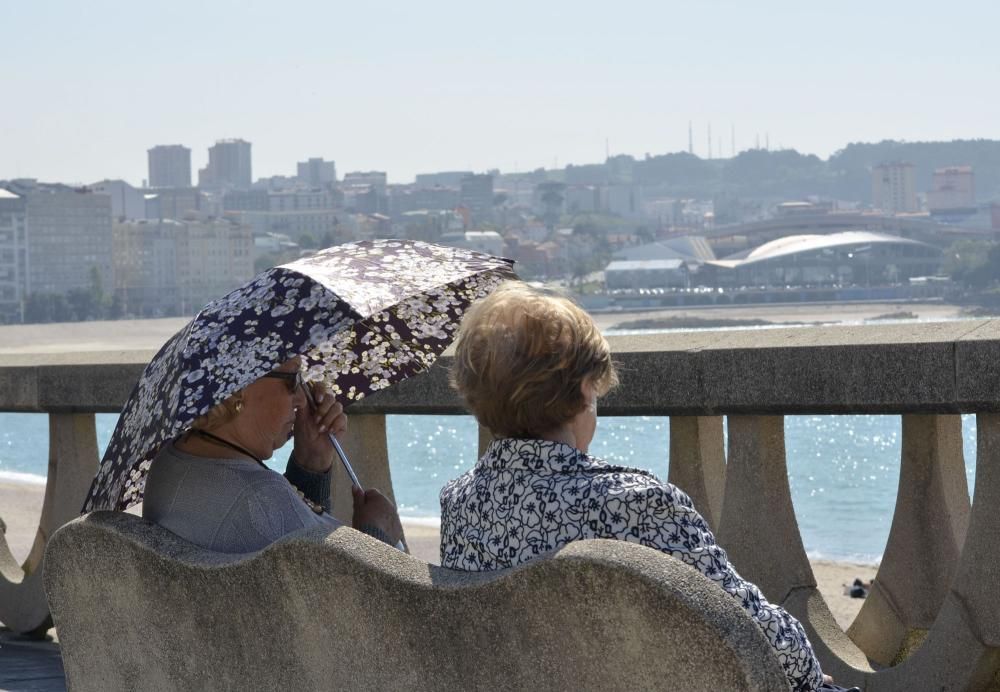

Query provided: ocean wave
[399,515,441,528]
[805,549,882,567]
[0,469,48,486]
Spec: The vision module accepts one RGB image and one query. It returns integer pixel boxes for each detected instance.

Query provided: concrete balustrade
[3,319,1000,690]
[667,416,725,531]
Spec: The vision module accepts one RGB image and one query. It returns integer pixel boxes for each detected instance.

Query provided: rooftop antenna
[688,121,694,155]
[707,122,712,160]
[766,132,770,151]
[731,123,736,157]
[605,137,610,160]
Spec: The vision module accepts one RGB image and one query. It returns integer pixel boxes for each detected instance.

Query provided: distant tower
[765,132,770,151]
[198,139,252,191]
[707,123,712,160]
[731,124,736,157]
[873,162,918,214]
[688,121,694,155]
[148,145,192,188]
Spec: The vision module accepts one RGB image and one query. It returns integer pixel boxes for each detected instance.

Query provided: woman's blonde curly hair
[451,281,618,439]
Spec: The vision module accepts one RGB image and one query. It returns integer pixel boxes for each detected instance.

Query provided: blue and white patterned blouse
[440,437,824,692]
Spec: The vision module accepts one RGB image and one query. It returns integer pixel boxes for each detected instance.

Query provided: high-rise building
[16,183,113,296]
[198,139,252,191]
[147,145,192,188]
[928,166,975,212]
[872,162,918,214]
[459,173,494,225]
[296,158,337,187]
[0,188,28,322]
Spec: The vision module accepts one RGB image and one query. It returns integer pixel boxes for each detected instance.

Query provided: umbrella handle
[329,433,363,490]
[331,425,405,552]
[300,382,363,490]
[302,383,403,550]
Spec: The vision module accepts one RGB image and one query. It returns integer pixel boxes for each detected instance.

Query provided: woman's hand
[352,486,404,546]
[292,382,347,473]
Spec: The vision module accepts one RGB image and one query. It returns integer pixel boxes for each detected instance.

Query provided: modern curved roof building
[703,231,942,288]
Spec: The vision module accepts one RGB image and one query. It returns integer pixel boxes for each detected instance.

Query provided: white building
[441,230,505,256]
[91,179,146,220]
[872,162,918,214]
[17,183,113,296]
[113,217,254,316]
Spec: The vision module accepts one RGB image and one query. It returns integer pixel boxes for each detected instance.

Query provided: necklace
[191,429,325,515]
[193,429,265,467]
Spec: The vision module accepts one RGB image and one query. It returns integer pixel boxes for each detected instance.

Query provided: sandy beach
[591,300,970,331]
[1,480,876,631]
[0,301,977,356]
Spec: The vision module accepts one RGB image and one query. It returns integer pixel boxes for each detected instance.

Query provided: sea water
[0,411,977,564]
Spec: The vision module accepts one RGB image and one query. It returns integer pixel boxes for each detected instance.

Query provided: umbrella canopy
[84,239,516,512]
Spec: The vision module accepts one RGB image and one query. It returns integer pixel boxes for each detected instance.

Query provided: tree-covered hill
[554,140,1000,203]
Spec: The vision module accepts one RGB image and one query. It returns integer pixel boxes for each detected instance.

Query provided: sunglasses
[262,369,305,394]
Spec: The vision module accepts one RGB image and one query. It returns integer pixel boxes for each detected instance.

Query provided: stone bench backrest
[44,512,789,691]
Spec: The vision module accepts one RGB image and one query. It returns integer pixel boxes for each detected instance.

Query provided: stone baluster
[717,415,872,686]
[332,413,406,548]
[667,416,725,532]
[848,414,970,666]
[0,413,100,635]
[858,413,1000,690]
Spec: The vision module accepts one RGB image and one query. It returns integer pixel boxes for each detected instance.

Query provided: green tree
[945,240,998,290]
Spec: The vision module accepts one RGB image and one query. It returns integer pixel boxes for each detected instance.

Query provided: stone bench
[44,512,789,691]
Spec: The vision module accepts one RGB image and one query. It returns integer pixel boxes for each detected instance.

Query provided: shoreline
[1,478,877,630]
[0,302,980,355]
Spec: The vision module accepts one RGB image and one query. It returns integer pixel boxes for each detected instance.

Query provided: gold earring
[234,399,244,414]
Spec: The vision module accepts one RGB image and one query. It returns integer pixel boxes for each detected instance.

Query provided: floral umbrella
[84,239,516,512]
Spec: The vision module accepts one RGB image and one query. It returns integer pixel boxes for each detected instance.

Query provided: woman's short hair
[452,281,618,438]
[190,391,244,432]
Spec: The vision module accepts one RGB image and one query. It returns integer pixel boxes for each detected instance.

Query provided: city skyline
[3,1,999,185]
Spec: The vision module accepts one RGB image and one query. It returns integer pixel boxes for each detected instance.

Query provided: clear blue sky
[3,1,998,185]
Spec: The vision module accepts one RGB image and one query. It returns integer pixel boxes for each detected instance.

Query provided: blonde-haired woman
[439,281,830,692]
[143,357,402,552]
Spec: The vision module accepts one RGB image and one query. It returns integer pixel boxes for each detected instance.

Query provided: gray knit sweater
[142,442,342,553]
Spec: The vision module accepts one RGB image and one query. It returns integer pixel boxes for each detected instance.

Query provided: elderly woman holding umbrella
[141,355,403,552]
[84,240,515,554]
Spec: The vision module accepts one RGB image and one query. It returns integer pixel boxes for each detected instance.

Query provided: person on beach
[438,281,833,692]
[142,356,403,552]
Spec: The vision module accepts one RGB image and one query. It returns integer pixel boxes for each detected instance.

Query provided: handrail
[2,319,995,415]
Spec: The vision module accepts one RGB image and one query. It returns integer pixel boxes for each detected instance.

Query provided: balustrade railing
[2,320,999,690]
